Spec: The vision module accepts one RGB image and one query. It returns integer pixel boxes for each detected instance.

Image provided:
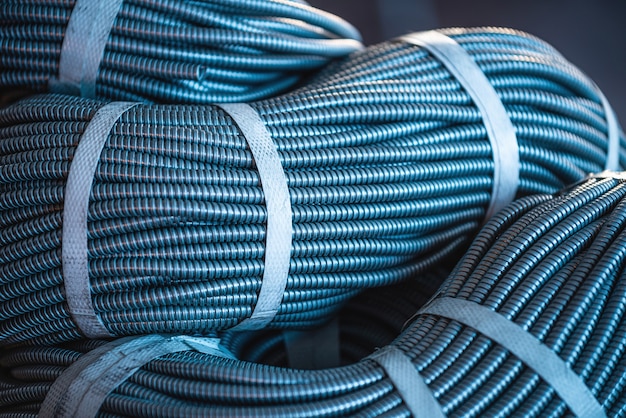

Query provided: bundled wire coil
[0,0,363,103]
[3,171,626,417]
[1,27,625,347]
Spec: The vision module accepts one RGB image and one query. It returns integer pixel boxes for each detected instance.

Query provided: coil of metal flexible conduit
[1,27,625,347]
[0,0,363,103]
[3,171,626,417]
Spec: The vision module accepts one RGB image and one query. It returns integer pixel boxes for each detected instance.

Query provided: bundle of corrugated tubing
[0,0,363,102]
[1,0,626,416]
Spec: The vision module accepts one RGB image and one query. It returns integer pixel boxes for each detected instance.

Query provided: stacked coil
[2,172,626,416]
[1,1,626,414]
[0,0,363,103]
[1,27,624,348]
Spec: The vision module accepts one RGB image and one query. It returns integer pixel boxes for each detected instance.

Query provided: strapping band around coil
[216,103,292,331]
[63,102,138,339]
[599,90,621,171]
[419,297,607,418]
[400,30,519,221]
[50,0,125,97]
[38,335,235,418]
[368,345,446,418]
[586,170,626,182]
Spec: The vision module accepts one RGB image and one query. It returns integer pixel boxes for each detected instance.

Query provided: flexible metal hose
[1,27,625,347]
[2,172,626,417]
[0,0,363,103]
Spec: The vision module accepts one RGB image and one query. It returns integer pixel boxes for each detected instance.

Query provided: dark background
[309,0,626,129]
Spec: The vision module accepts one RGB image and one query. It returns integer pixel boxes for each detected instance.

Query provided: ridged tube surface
[0,0,363,103]
[0,27,625,346]
[3,173,626,416]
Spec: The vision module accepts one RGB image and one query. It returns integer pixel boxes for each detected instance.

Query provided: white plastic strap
[420,297,607,418]
[216,103,292,331]
[586,170,626,182]
[599,91,621,171]
[284,318,340,369]
[39,334,234,418]
[369,346,446,418]
[63,102,137,339]
[401,30,520,220]
[50,0,125,97]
